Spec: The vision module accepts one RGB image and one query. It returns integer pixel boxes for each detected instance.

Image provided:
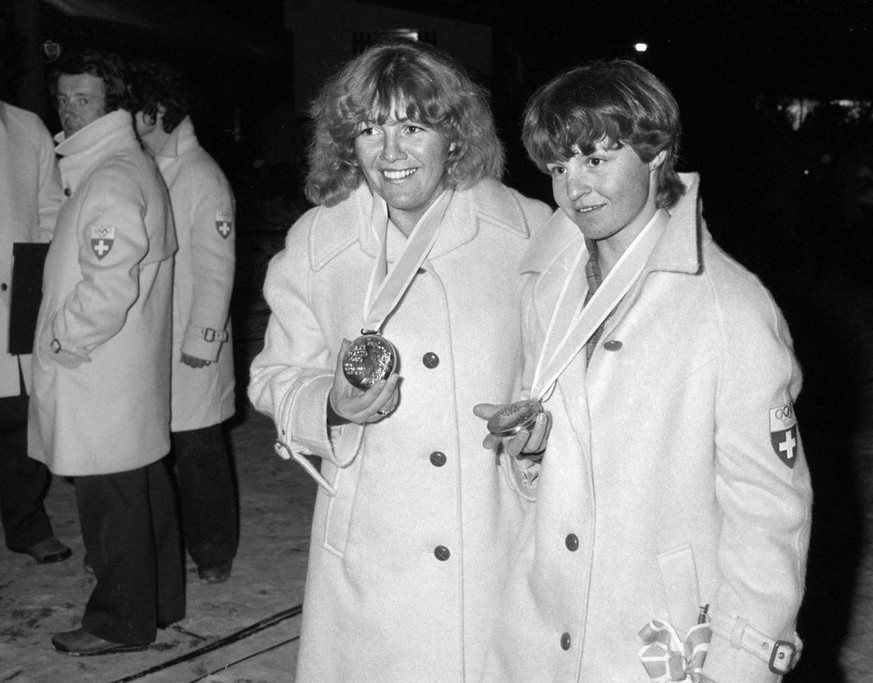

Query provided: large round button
[565,534,579,551]
[430,451,447,467]
[603,340,623,351]
[0,283,7,291]
[560,632,571,650]
[434,545,450,561]
[422,352,440,369]
[63,187,72,196]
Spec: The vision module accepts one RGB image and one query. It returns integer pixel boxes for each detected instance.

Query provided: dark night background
[3,1,873,680]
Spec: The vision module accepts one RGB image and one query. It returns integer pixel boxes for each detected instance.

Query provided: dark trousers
[76,459,186,645]
[0,392,54,551]
[172,423,238,570]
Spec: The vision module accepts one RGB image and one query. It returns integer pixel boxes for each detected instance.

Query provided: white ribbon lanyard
[530,209,668,400]
[360,189,453,333]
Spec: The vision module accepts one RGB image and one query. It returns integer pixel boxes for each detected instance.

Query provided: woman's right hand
[329,339,400,425]
[472,403,551,460]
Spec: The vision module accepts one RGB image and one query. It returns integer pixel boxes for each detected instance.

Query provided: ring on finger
[376,406,394,417]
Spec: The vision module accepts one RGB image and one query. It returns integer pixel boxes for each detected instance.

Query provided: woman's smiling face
[354,107,453,234]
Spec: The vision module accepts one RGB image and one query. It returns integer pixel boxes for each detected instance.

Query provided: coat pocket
[657,542,702,630]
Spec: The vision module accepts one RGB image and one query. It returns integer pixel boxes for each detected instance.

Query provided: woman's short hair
[522,59,685,210]
[305,39,505,206]
[50,51,133,114]
[130,60,191,133]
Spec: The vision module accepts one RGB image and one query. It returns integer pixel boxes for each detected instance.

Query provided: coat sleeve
[501,272,541,501]
[50,164,151,357]
[179,163,236,362]
[702,274,812,682]
[247,215,364,477]
[34,118,63,242]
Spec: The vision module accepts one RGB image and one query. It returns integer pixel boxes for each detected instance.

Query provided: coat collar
[521,172,703,279]
[154,116,198,160]
[55,110,141,186]
[55,109,138,158]
[309,177,530,271]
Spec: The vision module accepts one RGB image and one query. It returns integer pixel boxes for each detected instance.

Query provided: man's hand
[329,339,400,425]
[181,353,211,368]
[473,402,552,459]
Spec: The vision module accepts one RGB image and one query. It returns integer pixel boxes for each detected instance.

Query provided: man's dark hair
[50,50,132,112]
[130,59,190,133]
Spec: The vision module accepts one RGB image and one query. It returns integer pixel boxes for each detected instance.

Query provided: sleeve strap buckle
[201,327,229,343]
[769,640,797,675]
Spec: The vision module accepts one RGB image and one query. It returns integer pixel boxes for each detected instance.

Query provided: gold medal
[487,399,544,437]
[342,332,397,390]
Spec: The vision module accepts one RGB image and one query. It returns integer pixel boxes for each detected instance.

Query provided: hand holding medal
[330,338,399,424]
[473,401,551,459]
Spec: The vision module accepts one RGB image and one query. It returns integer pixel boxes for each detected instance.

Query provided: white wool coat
[28,110,177,476]
[153,116,236,431]
[249,178,551,681]
[0,102,63,397]
[481,174,813,682]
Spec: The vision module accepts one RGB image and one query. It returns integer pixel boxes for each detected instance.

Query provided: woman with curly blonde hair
[249,39,550,681]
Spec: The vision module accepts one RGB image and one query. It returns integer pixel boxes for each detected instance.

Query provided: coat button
[560,632,571,650]
[422,352,440,369]
[565,533,579,551]
[0,283,7,291]
[434,545,450,561]
[430,451,447,467]
[63,187,71,196]
[603,339,622,351]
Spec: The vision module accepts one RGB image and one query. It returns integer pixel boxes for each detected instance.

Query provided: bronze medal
[342,332,397,390]
[487,399,544,437]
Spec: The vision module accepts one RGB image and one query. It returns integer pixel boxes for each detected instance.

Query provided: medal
[487,399,544,437]
[342,332,398,390]
[342,189,452,391]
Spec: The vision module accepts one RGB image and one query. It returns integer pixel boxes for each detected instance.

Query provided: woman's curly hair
[305,39,505,207]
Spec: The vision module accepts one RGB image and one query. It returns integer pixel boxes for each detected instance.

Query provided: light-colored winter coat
[153,116,235,431]
[482,173,813,682]
[249,178,551,681]
[28,110,177,476]
[0,102,63,397]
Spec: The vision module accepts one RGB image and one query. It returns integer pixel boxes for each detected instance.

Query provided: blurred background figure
[0,90,70,564]
[132,59,238,585]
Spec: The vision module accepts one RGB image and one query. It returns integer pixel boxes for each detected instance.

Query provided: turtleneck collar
[55,109,138,158]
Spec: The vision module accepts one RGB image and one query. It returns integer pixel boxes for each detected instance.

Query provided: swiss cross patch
[89,225,116,259]
[215,210,233,239]
[770,402,799,468]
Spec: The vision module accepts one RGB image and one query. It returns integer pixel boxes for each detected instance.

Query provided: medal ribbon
[530,209,668,400]
[360,189,453,333]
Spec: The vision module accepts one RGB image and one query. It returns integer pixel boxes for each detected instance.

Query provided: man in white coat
[479,60,812,682]
[0,98,71,565]
[29,51,184,656]
[132,60,237,584]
